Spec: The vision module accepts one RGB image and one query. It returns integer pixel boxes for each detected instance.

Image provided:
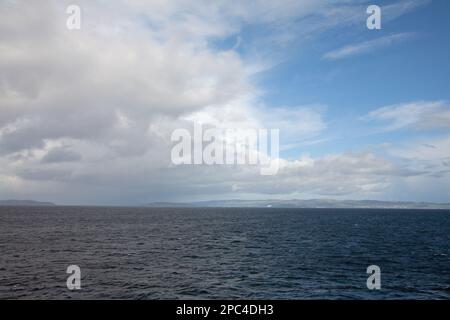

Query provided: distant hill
[145,202,195,208]
[145,199,450,209]
[0,200,56,207]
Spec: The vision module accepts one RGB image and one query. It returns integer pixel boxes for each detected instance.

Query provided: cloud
[382,135,450,201]
[321,0,431,61]
[1,148,422,204]
[223,152,420,198]
[41,147,82,163]
[184,103,327,151]
[382,0,431,21]
[390,136,450,164]
[0,0,439,204]
[365,101,450,132]
[323,33,415,60]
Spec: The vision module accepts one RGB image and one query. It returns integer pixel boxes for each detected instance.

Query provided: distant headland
[0,200,56,207]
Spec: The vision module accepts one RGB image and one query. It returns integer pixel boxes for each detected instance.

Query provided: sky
[0,0,449,205]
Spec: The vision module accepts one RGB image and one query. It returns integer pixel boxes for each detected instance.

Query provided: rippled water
[0,206,449,299]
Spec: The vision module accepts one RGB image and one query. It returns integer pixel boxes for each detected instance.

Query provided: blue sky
[0,0,449,205]
[249,0,450,159]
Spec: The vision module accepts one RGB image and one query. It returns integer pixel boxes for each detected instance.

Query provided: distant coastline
[145,199,450,210]
[0,200,56,207]
[2,199,450,209]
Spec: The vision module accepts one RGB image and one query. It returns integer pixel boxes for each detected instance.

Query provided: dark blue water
[0,207,449,299]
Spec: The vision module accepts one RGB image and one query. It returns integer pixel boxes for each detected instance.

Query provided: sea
[0,206,449,299]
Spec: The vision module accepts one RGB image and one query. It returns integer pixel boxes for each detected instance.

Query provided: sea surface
[0,206,449,299]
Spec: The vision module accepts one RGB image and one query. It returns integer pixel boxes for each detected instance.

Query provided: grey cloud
[41,147,82,163]
[16,168,73,182]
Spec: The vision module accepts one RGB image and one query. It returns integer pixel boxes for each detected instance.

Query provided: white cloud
[323,33,415,60]
[225,152,418,198]
[389,136,450,170]
[365,101,450,131]
[382,0,431,21]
